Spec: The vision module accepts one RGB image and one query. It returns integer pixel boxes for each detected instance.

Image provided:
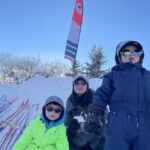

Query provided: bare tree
[39,59,68,77]
[0,53,69,83]
[17,57,40,80]
[0,53,14,83]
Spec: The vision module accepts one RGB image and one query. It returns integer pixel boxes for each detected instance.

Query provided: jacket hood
[42,96,65,122]
[43,96,64,109]
[115,40,144,64]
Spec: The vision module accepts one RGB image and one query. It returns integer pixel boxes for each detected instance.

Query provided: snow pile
[0,75,102,106]
[0,75,102,149]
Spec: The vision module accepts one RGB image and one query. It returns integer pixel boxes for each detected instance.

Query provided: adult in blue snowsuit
[88,40,150,150]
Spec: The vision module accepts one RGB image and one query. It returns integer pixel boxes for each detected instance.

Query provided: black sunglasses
[46,107,61,114]
[74,81,87,86]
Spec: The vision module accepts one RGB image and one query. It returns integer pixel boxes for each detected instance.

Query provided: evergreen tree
[85,45,106,78]
[71,60,83,76]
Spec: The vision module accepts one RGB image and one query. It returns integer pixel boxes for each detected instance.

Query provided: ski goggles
[120,49,143,57]
[46,107,61,114]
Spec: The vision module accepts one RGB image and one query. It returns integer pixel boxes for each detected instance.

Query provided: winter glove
[68,119,80,135]
[87,104,105,117]
[83,114,99,134]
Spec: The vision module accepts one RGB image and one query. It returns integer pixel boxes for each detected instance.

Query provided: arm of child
[56,124,69,150]
[13,120,35,150]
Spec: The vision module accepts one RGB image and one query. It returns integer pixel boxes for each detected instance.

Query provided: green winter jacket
[13,116,69,150]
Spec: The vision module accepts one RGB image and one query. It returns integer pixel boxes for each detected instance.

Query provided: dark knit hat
[115,40,144,64]
[73,74,89,87]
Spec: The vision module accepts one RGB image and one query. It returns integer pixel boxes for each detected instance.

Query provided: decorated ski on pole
[64,0,83,62]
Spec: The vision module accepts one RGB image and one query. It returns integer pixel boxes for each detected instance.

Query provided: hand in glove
[83,114,99,134]
[68,119,80,135]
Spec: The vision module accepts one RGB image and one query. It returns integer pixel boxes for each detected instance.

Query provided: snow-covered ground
[0,75,102,149]
[0,75,102,107]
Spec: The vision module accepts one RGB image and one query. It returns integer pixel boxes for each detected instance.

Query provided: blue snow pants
[104,111,150,150]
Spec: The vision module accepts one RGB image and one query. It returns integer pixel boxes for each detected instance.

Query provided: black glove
[87,104,105,116]
[68,119,80,135]
[83,114,99,134]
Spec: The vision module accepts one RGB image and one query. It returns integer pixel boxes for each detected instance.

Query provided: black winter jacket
[65,89,105,150]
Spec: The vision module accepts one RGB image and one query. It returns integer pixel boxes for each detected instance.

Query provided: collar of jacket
[40,113,65,129]
[112,62,143,71]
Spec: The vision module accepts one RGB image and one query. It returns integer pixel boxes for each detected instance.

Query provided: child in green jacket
[13,96,69,150]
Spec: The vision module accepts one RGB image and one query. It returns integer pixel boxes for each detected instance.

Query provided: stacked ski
[0,94,8,113]
[0,97,18,121]
[0,99,23,132]
[26,103,40,125]
[6,100,31,150]
[0,99,30,150]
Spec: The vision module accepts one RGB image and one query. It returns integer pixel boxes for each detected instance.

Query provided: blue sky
[0,0,150,69]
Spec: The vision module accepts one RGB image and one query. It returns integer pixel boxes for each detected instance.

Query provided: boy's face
[120,45,142,64]
[45,103,62,121]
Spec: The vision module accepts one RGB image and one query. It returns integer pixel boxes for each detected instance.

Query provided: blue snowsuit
[94,62,150,150]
